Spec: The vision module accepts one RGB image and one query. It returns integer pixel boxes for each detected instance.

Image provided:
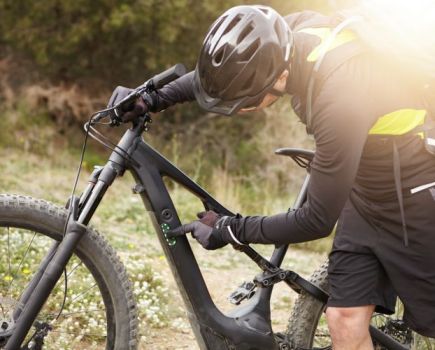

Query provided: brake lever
[90,89,143,126]
[114,90,143,110]
[91,111,110,124]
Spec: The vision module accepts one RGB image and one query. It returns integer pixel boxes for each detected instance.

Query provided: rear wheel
[286,261,329,349]
[286,261,434,350]
[0,194,138,349]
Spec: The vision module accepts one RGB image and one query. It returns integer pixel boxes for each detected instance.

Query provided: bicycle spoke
[7,226,11,291]
[39,308,106,320]
[41,261,83,296]
[49,329,107,339]
[66,261,83,279]
[55,308,106,318]
[0,195,136,348]
[0,297,6,319]
[67,282,98,305]
[0,227,11,318]
[7,231,36,294]
[50,260,84,292]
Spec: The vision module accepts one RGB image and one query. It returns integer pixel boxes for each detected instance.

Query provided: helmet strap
[270,87,285,97]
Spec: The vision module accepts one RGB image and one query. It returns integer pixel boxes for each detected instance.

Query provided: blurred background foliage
[0,0,351,85]
[0,0,352,250]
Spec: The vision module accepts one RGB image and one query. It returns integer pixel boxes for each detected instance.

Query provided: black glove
[107,86,148,122]
[167,211,238,250]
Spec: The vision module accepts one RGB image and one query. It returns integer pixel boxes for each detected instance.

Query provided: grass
[0,228,109,349]
[1,114,432,349]
[0,139,331,345]
[0,104,332,348]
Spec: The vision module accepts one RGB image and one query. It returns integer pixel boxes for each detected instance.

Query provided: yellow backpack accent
[369,109,426,137]
[300,27,357,62]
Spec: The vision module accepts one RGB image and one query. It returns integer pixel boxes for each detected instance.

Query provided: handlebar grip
[149,64,187,89]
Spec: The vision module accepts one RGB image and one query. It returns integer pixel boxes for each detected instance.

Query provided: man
[108,5,435,349]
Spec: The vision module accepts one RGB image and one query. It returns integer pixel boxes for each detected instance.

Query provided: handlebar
[91,63,187,125]
[148,63,187,89]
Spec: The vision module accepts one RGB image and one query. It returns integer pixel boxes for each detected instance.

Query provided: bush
[0,0,240,86]
[0,0,356,86]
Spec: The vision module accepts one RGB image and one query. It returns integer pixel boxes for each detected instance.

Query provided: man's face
[238,93,281,113]
[238,68,289,114]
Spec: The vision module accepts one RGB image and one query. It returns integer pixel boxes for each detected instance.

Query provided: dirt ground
[141,241,327,350]
[0,149,327,349]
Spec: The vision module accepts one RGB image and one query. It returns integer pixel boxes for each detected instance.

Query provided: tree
[0,0,241,86]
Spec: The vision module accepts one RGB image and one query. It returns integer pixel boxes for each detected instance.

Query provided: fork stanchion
[12,242,60,321]
[5,221,87,350]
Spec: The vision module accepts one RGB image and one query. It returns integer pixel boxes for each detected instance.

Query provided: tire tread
[0,194,138,349]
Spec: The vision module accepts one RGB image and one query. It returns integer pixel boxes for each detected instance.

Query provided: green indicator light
[161,223,176,246]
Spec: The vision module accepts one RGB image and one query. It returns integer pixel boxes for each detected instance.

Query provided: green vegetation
[0,1,344,346]
[0,230,109,349]
[2,1,435,348]
[0,0,239,84]
[0,0,351,85]
[0,137,330,345]
[0,0,348,242]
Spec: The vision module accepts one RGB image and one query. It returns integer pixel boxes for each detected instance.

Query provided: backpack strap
[304,16,366,133]
[408,120,435,134]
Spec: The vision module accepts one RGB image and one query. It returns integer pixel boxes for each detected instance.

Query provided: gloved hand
[167,211,236,250]
[107,86,148,122]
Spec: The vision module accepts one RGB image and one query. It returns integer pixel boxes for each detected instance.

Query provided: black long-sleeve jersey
[151,11,435,246]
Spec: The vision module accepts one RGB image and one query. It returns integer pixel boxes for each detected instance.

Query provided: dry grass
[0,58,15,109]
[0,55,109,131]
[23,84,107,126]
[0,145,329,349]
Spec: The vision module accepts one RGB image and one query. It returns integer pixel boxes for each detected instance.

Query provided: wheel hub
[0,296,17,347]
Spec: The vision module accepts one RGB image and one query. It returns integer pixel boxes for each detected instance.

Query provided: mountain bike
[0,65,430,349]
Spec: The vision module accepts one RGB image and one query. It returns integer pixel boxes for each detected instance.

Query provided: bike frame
[6,116,408,350]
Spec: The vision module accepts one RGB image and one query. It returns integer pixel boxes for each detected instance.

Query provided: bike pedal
[228,281,256,305]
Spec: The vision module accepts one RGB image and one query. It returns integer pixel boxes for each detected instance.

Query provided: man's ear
[275,69,289,92]
[280,69,289,82]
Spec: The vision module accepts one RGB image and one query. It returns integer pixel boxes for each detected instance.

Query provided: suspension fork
[5,163,121,350]
[12,166,104,323]
[12,243,60,322]
[5,118,145,349]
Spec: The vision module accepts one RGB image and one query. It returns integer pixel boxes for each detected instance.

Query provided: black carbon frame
[109,120,406,350]
[6,116,408,350]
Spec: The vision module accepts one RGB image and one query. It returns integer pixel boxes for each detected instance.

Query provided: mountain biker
[108,5,435,349]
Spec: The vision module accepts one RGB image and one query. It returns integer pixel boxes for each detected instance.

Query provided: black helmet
[193,5,293,115]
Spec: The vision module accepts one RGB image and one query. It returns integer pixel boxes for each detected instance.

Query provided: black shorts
[327,186,435,338]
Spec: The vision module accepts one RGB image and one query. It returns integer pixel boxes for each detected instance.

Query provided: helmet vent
[242,73,255,92]
[237,23,254,44]
[240,38,260,62]
[274,19,284,44]
[213,48,225,66]
[210,15,227,37]
[223,15,242,36]
[267,61,275,77]
[258,7,269,15]
[194,5,294,114]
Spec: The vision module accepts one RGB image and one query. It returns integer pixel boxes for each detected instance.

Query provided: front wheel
[0,194,138,349]
[286,260,434,350]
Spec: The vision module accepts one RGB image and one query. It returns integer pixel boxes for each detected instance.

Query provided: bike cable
[84,122,133,162]
[53,100,140,324]
[52,111,94,325]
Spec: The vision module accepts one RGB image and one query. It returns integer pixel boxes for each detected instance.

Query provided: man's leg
[326,305,375,350]
[374,186,435,337]
[327,201,396,348]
